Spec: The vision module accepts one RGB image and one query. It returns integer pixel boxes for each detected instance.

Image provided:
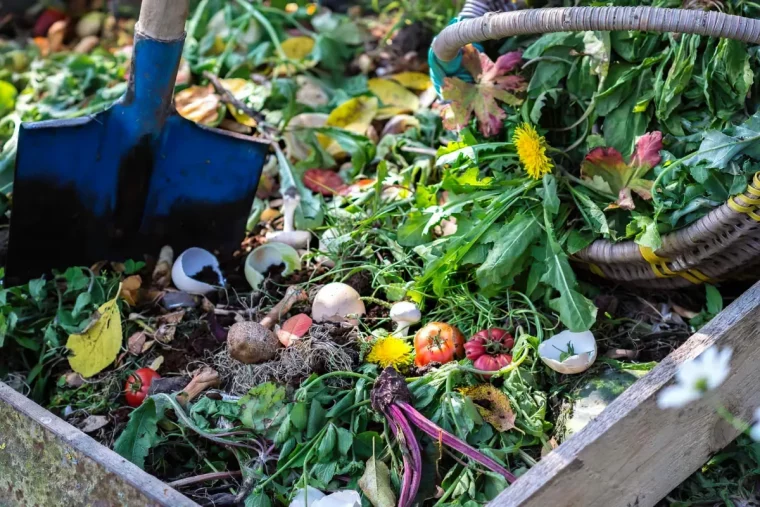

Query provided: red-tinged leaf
[630,131,663,170]
[441,50,525,137]
[277,313,312,347]
[461,44,483,79]
[303,169,345,196]
[581,147,629,195]
[581,132,663,210]
[483,51,523,81]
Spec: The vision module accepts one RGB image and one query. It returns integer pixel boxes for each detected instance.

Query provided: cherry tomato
[413,322,465,367]
[124,368,161,407]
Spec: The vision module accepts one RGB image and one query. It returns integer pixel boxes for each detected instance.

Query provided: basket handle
[432,6,760,61]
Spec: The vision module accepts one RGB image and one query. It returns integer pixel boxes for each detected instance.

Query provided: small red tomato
[413,322,465,367]
[124,368,161,407]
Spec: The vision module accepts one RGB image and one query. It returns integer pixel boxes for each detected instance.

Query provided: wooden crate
[0,381,197,507]
[489,282,760,507]
[2,283,758,506]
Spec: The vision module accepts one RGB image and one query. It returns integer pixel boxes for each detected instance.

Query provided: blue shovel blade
[6,31,269,284]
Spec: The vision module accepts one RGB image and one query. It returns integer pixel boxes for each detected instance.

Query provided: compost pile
[1,0,759,505]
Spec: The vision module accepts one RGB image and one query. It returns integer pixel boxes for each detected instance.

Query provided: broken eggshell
[245,243,301,290]
[538,330,597,374]
[171,247,224,295]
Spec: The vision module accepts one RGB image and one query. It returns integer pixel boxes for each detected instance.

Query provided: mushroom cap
[227,321,281,364]
[311,283,366,325]
[265,230,312,249]
[389,301,421,324]
[538,330,597,374]
[171,247,224,295]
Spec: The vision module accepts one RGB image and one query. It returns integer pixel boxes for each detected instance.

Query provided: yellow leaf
[281,36,315,61]
[219,78,254,99]
[218,79,258,127]
[326,96,378,135]
[368,78,419,113]
[459,385,516,433]
[390,71,432,91]
[175,86,222,126]
[375,106,409,121]
[66,287,123,378]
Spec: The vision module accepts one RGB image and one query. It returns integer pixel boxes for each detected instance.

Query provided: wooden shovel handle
[136,0,189,41]
[433,7,760,61]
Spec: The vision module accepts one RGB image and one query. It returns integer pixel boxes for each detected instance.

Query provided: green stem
[297,371,375,400]
[254,425,328,493]
[713,400,751,434]
[434,465,465,506]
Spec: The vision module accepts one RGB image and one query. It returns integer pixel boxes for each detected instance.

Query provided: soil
[191,265,222,286]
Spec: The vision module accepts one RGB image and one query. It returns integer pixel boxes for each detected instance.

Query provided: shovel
[6,0,268,285]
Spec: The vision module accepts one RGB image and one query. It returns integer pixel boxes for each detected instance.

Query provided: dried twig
[259,286,308,330]
[168,470,242,488]
[177,367,221,406]
[203,71,266,125]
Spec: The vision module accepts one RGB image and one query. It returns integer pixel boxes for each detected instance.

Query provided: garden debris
[177,367,220,406]
[79,415,109,433]
[66,287,123,378]
[152,246,174,290]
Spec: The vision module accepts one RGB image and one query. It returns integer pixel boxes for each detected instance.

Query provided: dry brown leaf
[460,385,516,432]
[120,275,142,306]
[127,331,147,355]
[79,415,109,433]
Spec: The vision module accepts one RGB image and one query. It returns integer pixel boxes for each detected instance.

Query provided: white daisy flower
[657,346,732,409]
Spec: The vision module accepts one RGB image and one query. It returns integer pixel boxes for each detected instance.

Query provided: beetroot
[371,368,515,507]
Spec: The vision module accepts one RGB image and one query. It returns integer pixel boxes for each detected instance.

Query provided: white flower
[750,407,760,441]
[289,488,361,507]
[657,346,732,409]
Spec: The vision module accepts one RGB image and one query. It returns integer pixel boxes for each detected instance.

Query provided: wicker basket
[433,6,760,288]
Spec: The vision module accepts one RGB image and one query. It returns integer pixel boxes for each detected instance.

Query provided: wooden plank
[489,281,760,507]
[0,381,198,507]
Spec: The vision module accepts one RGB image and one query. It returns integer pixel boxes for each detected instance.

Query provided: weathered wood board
[0,381,198,507]
[489,282,760,507]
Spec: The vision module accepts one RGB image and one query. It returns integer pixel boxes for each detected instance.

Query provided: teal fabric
[429,18,483,97]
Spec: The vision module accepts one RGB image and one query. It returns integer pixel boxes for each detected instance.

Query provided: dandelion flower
[513,123,553,179]
[657,346,732,409]
[367,336,413,370]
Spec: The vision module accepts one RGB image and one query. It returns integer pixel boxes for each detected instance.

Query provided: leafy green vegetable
[239,382,287,438]
[114,397,166,469]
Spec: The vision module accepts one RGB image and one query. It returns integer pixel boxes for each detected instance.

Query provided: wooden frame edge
[489,281,760,507]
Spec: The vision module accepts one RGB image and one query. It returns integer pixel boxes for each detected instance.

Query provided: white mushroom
[389,301,421,336]
[266,187,311,249]
[244,243,301,291]
[538,330,597,374]
[171,247,224,295]
[311,283,366,325]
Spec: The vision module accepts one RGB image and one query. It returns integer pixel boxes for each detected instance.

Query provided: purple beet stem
[388,404,422,507]
[397,401,517,484]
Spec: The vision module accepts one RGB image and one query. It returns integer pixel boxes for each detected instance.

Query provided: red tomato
[464,328,514,376]
[413,322,465,367]
[124,368,161,407]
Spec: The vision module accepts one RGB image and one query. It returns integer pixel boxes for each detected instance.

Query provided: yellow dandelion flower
[513,123,554,180]
[367,336,413,370]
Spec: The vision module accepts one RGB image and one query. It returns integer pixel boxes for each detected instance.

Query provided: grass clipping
[213,324,356,394]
